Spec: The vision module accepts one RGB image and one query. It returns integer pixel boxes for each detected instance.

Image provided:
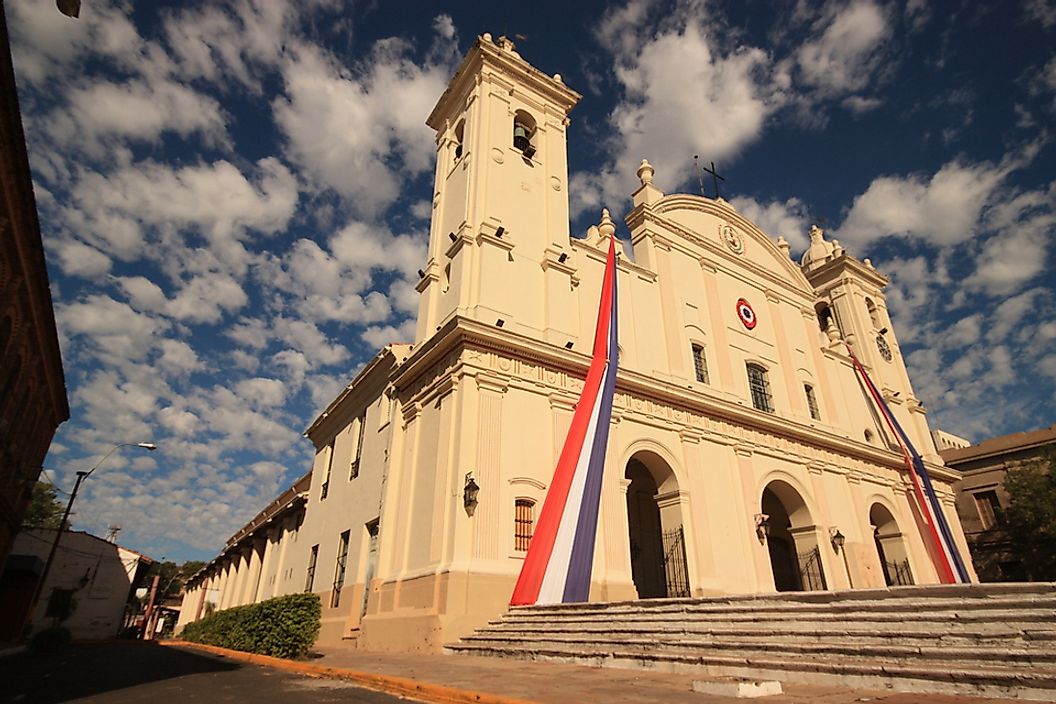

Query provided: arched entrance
[761,480,826,592]
[625,452,689,599]
[870,503,914,586]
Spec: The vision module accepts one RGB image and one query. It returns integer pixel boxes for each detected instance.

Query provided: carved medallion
[720,224,744,254]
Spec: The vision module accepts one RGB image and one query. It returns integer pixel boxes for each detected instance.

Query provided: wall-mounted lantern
[754,513,770,542]
[829,527,846,552]
[463,473,480,516]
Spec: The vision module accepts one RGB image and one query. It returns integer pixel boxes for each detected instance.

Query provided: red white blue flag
[847,346,970,584]
[511,237,619,605]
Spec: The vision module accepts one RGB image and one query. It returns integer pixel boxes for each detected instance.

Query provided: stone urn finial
[637,159,655,186]
[598,208,616,239]
[777,235,791,258]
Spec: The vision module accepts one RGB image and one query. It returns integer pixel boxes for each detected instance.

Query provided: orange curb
[158,640,538,704]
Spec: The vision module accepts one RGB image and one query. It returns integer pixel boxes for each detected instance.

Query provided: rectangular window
[514,499,535,552]
[331,530,350,608]
[747,364,774,413]
[974,490,1002,530]
[46,588,75,619]
[321,440,334,500]
[804,384,820,420]
[691,344,709,384]
[350,414,366,480]
[305,544,319,592]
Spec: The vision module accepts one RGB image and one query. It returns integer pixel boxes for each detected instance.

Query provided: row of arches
[623,450,915,600]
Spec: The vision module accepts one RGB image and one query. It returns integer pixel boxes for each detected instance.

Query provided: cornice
[391,316,933,479]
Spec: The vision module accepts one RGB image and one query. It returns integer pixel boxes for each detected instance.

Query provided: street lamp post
[23,442,157,638]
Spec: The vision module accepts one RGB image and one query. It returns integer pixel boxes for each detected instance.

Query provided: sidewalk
[164,641,1030,704]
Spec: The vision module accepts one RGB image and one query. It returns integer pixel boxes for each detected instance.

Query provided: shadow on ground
[0,641,240,704]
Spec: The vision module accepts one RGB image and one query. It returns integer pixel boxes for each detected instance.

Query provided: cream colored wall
[17,530,141,640]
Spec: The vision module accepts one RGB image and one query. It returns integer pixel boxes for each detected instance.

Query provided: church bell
[513,124,535,158]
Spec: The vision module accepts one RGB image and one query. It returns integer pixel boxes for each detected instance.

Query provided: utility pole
[142,573,160,640]
[21,442,156,639]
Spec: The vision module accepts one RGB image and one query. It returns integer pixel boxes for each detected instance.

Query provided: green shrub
[28,626,71,654]
[180,593,320,659]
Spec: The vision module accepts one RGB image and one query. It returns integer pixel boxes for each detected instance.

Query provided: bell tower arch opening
[761,480,827,592]
[870,502,914,586]
[624,451,689,599]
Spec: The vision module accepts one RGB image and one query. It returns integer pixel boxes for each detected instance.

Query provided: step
[504,596,1056,621]
[446,642,1056,701]
[475,624,1051,645]
[456,632,1056,664]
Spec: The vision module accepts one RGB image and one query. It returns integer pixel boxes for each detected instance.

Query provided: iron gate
[797,546,827,591]
[883,558,914,586]
[661,526,690,598]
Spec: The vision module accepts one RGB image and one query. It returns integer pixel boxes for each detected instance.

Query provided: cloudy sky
[9,0,1055,562]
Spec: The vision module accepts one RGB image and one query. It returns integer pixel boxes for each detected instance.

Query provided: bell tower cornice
[427,35,581,131]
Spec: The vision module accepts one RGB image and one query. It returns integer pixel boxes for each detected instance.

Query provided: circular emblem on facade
[876,334,892,362]
[721,224,744,254]
[736,298,757,329]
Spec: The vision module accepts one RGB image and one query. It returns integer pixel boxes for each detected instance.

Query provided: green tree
[22,481,67,529]
[1002,449,1056,581]
[145,560,207,598]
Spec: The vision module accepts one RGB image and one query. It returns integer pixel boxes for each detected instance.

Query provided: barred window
[974,490,1002,530]
[350,414,365,480]
[305,544,319,592]
[321,440,334,500]
[804,384,820,420]
[691,344,709,384]
[331,530,350,608]
[746,363,774,413]
[515,499,535,552]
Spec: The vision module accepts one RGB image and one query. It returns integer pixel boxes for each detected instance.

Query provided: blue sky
[9,0,1055,562]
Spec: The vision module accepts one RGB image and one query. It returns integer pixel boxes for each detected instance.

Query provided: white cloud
[162,1,293,90]
[116,276,168,313]
[361,319,416,349]
[836,160,1009,249]
[54,239,112,279]
[158,406,201,436]
[71,157,299,268]
[728,196,811,252]
[576,13,773,215]
[274,318,349,368]
[794,0,892,94]
[273,31,458,216]
[46,77,229,155]
[57,295,167,363]
[226,317,271,350]
[235,378,289,409]
[166,273,249,324]
[8,0,145,85]
[157,339,202,376]
[841,95,883,114]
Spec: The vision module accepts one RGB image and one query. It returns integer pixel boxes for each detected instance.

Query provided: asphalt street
[0,642,411,704]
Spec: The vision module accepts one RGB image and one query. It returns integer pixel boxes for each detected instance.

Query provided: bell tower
[801,226,938,457]
[415,34,581,344]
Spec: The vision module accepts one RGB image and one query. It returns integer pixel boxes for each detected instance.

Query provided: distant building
[0,529,153,640]
[942,423,1056,582]
[932,429,971,452]
[0,3,70,570]
[179,34,975,652]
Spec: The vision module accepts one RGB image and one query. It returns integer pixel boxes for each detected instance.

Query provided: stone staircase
[446,584,1056,701]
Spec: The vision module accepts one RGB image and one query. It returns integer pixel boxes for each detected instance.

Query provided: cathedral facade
[178,34,975,651]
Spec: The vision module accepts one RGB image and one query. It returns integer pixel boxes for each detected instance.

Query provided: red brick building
[0,4,70,571]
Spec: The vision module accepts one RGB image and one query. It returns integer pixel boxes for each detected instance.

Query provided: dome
[800,225,836,271]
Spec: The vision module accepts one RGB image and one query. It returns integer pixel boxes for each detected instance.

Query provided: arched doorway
[625,452,689,599]
[870,503,914,586]
[761,480,826,592]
